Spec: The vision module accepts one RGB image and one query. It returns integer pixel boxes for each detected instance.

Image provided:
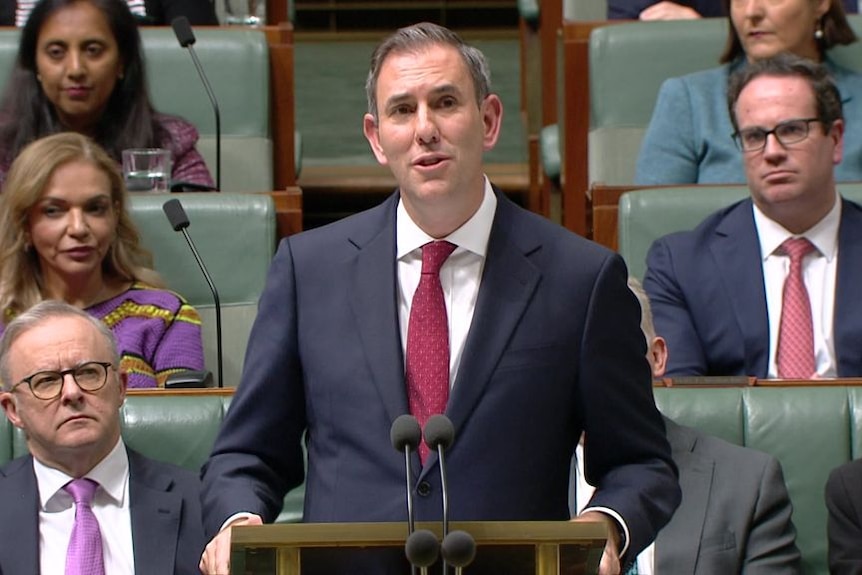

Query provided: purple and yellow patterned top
[1,282,205,388]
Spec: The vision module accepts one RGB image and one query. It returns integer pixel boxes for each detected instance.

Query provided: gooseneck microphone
[171,16,221,191]
[441,530,476,574]
[390,414,422,535]
[163,198,223,388]
[423,414,455,573]
[405,529,440,575]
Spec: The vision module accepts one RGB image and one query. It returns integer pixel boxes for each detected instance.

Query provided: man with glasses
[644,53,862,379]
[0,300,205,574]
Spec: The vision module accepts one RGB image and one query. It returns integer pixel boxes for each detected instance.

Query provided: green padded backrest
[120,393,230,470]
[141,28,272,192]
[618,182,862,280]
[0,30,17,88]
[128,193,276,387]
[654,386,861,575]
[588,19,727,186]
[566,0,606,20]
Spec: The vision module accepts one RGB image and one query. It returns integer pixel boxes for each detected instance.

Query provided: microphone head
[390,414,421,452]
[171,16,196,47]
[423,414,455,451]
[163,198,190,231]
[405,529,440,568]
[441,530,476,568]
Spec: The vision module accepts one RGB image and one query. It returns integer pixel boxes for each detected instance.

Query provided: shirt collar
[396,176,497,259]
[753,192,841,262]
[35,438,129,510]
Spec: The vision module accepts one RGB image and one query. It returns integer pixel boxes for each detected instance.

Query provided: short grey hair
[365,22,493,121]
[0,301,120,390]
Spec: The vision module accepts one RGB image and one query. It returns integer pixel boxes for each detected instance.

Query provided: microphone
[390,414,422,535]
[441,530,476,574]
[163,198,223,388]
[423,414,455,573]
[405,529,440,575]
[171,16,221,191]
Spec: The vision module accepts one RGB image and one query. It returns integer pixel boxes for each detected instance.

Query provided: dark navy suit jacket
[0,448,205,575]
[644,197,862,378]
[201,190,680,573]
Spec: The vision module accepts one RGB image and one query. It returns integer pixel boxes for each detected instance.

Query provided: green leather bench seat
[128,194,276,388]
[618,182,862,279]
[655,385,862,575]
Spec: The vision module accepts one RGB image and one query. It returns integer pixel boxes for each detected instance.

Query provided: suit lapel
[128,450,183,575]
[0,457,39,575]
[835,199,862,376]
[347,195,409,426]
[656,423,713,575]
[711,201,770,377]
[443,196,542,443]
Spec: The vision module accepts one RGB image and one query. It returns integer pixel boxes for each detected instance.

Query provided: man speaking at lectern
[199,22,680,575]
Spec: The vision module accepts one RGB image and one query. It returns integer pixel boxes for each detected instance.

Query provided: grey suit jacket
[0,448,205,575]
[657,420,802,574]
[202,189,680,573]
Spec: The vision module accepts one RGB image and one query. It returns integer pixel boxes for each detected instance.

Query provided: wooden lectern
[231,521,607,574]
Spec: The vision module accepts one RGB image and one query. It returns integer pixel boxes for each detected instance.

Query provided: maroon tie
[777,237,816,379]
[406,241,456,463]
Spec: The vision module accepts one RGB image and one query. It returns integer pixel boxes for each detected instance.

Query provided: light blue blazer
[635,58,862,185]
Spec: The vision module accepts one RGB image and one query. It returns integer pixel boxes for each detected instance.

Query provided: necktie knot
[421,241,456,276]
[780,237,815,264]
[64,478,98,507]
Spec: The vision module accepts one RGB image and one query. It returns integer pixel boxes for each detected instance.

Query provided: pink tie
[777,237,816,379]
[64,478,105,575]
[406,241,457,463]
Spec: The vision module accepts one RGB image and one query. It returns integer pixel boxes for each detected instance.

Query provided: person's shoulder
[829,458,862,485]
[153,113,199,150]
[670,419,776,471]
[127,448,201,490]
[122,281,191,312]
[661,63,731,95]
[654,198,752,249]
[287,193,397,252]
[0,455,32,479]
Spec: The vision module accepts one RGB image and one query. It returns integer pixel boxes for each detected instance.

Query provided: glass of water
[122,148,172,193]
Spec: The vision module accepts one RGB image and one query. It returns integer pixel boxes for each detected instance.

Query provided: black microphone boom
[171,16,221,191]
[390,414,422,535]
[163,198,223,388]
[423,414,456,574]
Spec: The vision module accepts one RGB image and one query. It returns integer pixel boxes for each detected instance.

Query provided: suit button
[417,481,432,497]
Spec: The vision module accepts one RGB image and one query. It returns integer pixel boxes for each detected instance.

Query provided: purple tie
[777,237,817,379]
[64,478,105,575]
[406,241,457,463]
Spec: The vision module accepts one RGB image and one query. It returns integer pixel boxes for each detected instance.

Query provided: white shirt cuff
[580,506,630,557]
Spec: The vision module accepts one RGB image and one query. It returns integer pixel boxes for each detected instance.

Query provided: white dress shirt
[396,178,496,388]
[35,439,135,575]
[753,195,840,378]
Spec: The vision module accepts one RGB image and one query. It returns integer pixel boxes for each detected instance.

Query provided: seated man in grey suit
[644,54,862,379]
[0,300,205,575]
[574,278,801,573]
[825,458,862,574]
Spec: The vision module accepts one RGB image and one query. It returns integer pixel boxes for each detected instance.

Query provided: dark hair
[719,0,857,64]
[0,0,166,166]
[727,53,844,133]
[365,21,492,121]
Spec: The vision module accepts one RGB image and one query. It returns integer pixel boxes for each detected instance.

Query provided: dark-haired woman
[0,0,214,188]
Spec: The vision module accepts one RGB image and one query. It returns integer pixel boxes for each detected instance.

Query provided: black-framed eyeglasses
[11,361,113,400]
[734,118,822,152]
